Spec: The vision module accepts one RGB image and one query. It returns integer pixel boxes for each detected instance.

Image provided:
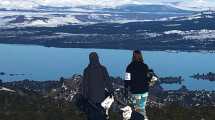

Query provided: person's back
[82,52,112,120]
[83,62,110,103]
[126,61,150,94]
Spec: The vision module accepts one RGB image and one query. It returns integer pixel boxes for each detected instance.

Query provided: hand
[149,81,155,87]
[151,76,158,82]
[105,88,114,97]
[149,76,158,87]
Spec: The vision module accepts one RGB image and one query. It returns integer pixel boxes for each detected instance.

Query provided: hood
[89,52,100,67]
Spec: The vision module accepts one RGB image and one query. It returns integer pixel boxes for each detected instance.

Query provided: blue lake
[0,44,215,90]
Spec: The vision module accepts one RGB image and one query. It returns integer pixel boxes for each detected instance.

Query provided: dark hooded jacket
[82,53,112,103]
[125,61,150,94]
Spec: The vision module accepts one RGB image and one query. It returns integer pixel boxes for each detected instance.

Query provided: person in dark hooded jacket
[82,52,112,120]
[125,50,151,120]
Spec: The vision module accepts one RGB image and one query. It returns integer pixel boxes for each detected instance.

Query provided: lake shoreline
[0,42,215,53]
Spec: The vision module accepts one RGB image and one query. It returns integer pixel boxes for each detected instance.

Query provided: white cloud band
[0,0,214,11]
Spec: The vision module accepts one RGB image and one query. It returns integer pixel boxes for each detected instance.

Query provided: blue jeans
[131,92,149,118]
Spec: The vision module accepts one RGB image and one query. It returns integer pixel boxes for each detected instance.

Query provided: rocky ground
[1,75,215,120]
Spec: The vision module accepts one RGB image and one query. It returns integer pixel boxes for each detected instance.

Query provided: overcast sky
[0,0,214,11]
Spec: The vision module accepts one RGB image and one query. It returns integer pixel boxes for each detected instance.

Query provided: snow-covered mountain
[0,4,193,28]
[0,10,215,51]
[0,0,215,49]
[0,0,214,12]
[1,9,214,28]
[102,4,191,13]
[3,0,215,28]
[0,12,191,28]
[0,13,82,27]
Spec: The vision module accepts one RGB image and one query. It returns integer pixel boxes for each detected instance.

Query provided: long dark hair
[89,52,100,67]
[132,50,143,63]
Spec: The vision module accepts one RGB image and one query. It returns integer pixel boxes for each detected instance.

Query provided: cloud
[170,0,215,11]
[36,0,156,8]
[0,0,164,10]
[0,0,39,10]
[0,0,214,11]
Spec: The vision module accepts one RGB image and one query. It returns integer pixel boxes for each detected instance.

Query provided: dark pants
[131,111,145,120]
[86,102,106,120]
[73,94,106,120]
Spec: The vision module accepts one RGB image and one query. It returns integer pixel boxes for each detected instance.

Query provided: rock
[0,72,6,75]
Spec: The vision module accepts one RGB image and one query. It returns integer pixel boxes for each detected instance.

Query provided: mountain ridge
[0,0,214,11]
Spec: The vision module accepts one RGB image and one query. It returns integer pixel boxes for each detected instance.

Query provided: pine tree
[0,79,2,87]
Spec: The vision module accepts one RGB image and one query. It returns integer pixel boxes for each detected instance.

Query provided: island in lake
[191,72,215,81]
[159,76,184,84]
[0,72,30,76]
[0,72,6,76]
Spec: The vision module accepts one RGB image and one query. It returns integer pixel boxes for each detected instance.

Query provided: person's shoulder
[101,65,107,70]
[143,62,149,66]
[142,63,149,69]
[126,62,133,71]
[100,65,109,74]
[84,66,90,73]
[142,62,148,66]
[127,62,133,67]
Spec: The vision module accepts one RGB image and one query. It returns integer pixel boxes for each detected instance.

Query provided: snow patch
[137,32,162,38]
[26,16,80,27]
[0,13,81,27]
[164,29,215,40]
[163,24,181,27]
[0,87,16,92]
[184,29,215,40]
[164,30,185,35]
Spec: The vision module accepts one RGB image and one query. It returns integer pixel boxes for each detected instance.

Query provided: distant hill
[104,4,192,13]
[1,11,215,51]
